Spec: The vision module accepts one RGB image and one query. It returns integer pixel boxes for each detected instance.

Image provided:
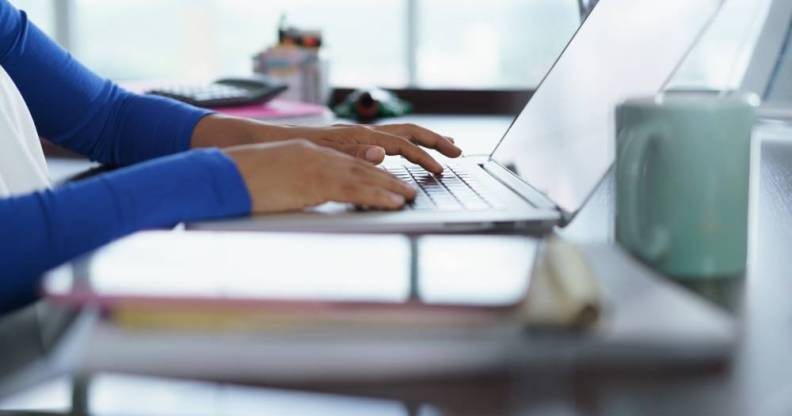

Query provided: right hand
[224,140,417,214]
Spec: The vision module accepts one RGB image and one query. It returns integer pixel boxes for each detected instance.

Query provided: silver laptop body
[190,0,724,234]
[741,0,792,121]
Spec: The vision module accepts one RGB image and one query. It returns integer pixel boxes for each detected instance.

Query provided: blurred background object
[334,88,412,122]
[11,0,577,89]
[145,75,289,108]
[9,0,781,113]
[252,16,330,104]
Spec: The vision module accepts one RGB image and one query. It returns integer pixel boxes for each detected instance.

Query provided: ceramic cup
[615,93,757,278]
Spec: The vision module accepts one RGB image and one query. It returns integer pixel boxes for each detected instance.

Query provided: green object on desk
[615,94,756,279]
[334,88,412,122]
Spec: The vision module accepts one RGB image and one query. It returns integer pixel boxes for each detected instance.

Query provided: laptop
[189,0,725,234]
[740,0,792,121]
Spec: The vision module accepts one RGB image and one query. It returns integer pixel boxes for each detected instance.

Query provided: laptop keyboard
[385,164,492,211]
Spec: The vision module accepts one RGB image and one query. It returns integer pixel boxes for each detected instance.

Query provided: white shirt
[0,65,50,197]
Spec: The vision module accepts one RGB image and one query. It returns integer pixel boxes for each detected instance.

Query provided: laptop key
[382,163,493,212]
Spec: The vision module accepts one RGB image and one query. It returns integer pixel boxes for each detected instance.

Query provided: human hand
[272,123,462,174]
[193,115,462,175]
[224,140,417,213]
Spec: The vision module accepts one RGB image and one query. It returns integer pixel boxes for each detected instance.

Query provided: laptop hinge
[478,159,571,221]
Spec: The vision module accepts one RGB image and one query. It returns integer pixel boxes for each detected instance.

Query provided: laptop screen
[491,0,724,214]
[764,13,792,103]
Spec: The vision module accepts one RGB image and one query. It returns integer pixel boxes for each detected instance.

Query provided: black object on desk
[146,76,288,108]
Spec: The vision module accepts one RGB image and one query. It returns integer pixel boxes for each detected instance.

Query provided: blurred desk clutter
[146,75,288,109]
[218,100,332,124]
[132,17,336,127]
[334,88,413,122]
[125,80,333,126]
[253,16,330,105]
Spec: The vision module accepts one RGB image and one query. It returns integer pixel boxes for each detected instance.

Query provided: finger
[332,184,407,210]
[319,141,387,164]
[318,146,417,199]
[356,129,445,174]
[347,159,417,200]
[375,124,462,158]
[329,126,444,173]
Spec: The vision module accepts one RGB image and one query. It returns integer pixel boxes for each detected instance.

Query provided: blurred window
[13,0,579,88]
[6,0,777,92]
[8,0,54,36]
[71,0,407,86]
[416,0,579,88]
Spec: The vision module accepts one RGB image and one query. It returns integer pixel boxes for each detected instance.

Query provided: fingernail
[389,193,406,206]
[365,147,385,162]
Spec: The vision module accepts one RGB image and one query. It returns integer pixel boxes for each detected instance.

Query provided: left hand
[269,124,462,174]
[192,115,462,174]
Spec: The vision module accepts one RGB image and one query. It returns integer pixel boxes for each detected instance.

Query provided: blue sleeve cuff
[195,148,253,217]
[105,148,252,227]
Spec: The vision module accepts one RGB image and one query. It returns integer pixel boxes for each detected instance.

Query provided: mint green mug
[615,94,756,278]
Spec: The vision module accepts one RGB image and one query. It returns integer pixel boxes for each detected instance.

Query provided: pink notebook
[218,99,328,120]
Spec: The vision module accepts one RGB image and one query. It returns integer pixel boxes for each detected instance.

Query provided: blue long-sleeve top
[0,1,252,313]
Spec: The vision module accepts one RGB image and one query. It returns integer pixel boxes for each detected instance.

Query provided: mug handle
[617,124,670,262]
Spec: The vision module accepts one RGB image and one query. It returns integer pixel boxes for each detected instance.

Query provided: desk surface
[3,115,792,416]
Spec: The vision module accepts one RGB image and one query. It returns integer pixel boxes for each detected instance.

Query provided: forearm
[47,83,215,165]
[94,90,213,163]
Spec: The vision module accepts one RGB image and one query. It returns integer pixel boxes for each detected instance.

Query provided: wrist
[191,114,287,148]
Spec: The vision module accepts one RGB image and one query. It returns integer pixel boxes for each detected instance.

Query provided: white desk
[5,116,788,416]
